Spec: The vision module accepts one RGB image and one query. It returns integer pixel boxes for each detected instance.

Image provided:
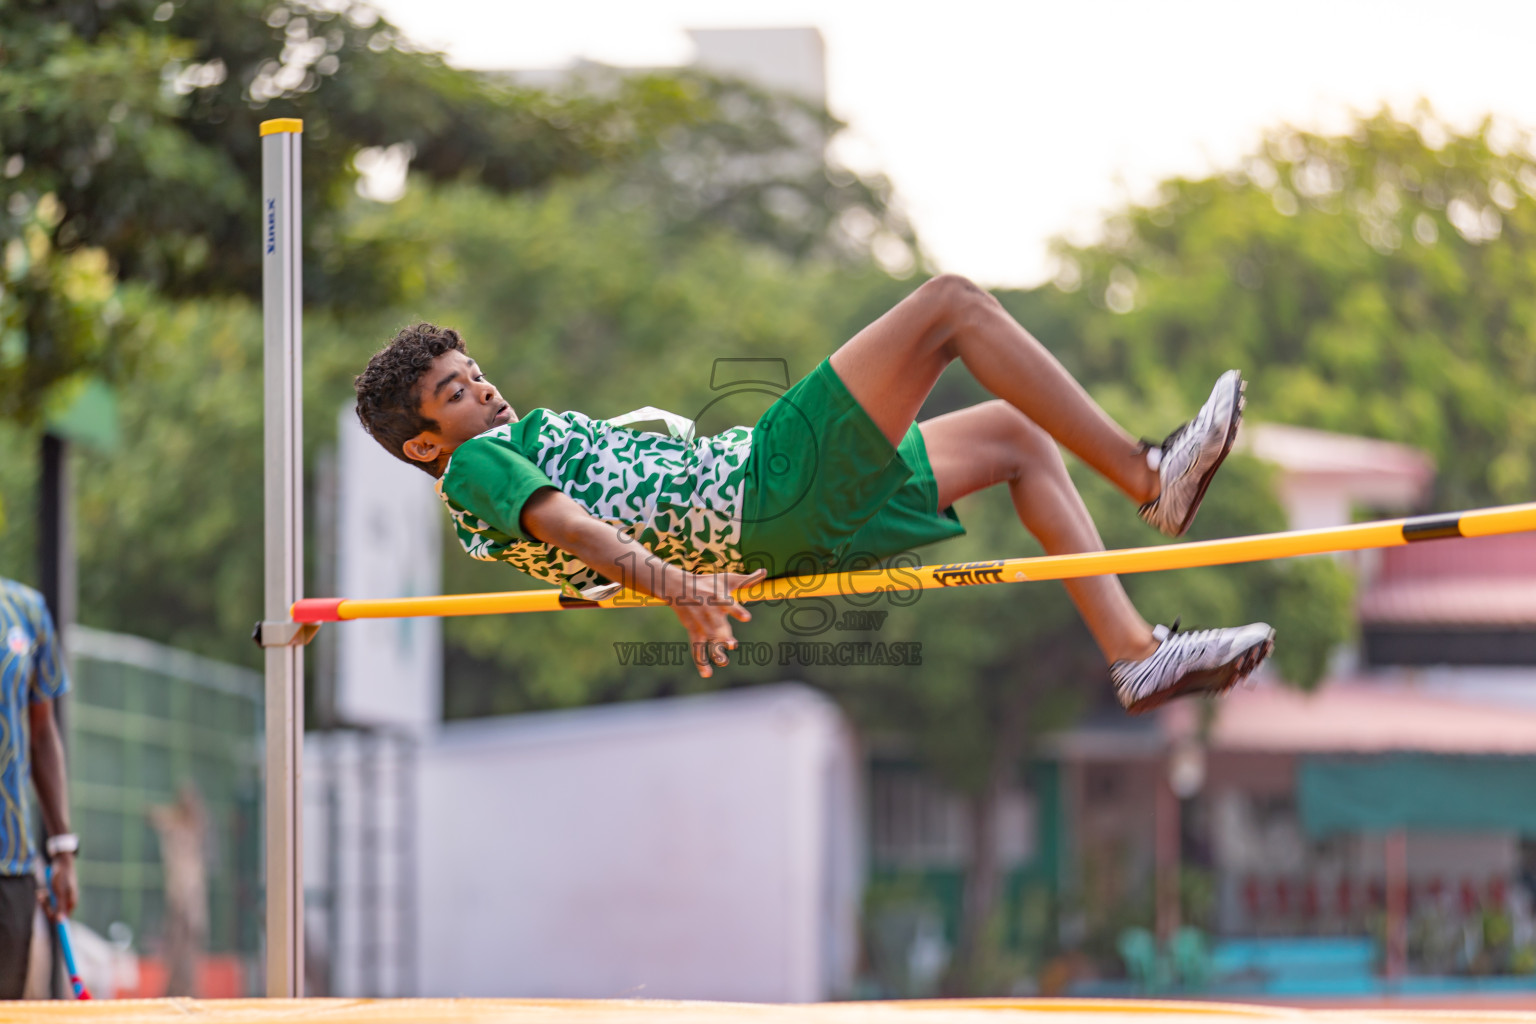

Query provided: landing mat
[2,999,1534,1023]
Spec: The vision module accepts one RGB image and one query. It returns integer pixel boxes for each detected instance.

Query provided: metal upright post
[260,117,305,998]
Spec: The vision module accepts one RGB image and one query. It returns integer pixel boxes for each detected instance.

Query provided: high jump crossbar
[291,501,1536,624]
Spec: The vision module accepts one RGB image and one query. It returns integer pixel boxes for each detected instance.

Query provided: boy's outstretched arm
[520,487,768,679]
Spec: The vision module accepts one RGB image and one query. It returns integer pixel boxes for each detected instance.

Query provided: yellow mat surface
[1,1000,1534,1024]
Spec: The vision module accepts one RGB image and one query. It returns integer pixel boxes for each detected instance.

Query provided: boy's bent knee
[920,273,988,305]
[917,274,997,333]
[880,275,997,365]
[986,401,1061,477]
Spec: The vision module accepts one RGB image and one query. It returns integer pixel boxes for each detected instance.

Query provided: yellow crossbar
[290,501,1536,623]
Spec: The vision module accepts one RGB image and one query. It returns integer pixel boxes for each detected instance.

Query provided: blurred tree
[998,106,1536,511]
[0,0,913,609]
[0,192,123,422]
[0,0,705,420]
[2,0,916,422]
[612,71,918,268]
[0,50,917,662]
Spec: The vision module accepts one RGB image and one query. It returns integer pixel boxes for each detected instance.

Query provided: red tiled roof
[1162,679,1536,754]
[1358,533,1536,626]
[1243,423,1434,485]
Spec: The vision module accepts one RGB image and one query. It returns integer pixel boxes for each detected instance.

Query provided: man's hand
[669,567,768,678]
[27,698,77,920]
[40,853,77,921]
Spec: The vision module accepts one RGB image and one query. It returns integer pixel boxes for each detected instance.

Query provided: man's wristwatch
[44,833,79,859]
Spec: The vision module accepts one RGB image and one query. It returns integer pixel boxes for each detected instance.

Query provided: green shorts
[738,357,966,576]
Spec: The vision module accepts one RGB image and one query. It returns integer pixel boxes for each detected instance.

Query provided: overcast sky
[371,0,1536,287]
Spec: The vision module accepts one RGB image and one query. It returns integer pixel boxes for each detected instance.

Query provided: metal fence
[65,626,262,976]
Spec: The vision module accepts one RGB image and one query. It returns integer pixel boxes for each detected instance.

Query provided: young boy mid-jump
[354,274,1275,713]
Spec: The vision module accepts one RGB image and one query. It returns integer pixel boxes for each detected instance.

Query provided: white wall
[303,729,419,997]
[334,404,442,732]
[414,684,862,1002]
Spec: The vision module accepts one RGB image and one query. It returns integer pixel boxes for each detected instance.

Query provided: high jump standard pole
[258,117,307,997]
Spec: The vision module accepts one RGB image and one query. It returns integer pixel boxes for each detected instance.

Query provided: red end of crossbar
[291,598,344,623]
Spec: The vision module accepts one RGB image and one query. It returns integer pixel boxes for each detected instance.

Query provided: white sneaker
[1138,370,1245,537]
[1110,620,1275,715]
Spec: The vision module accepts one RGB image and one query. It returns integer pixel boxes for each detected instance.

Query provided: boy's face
[401,350,515,469]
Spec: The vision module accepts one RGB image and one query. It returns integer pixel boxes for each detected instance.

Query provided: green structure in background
[64,627,262,968]
[44,377,120,453]
[862,759,1063,996]
[1300,755,1536,837]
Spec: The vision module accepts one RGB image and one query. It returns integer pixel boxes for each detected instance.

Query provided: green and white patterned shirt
[436,409,752,597]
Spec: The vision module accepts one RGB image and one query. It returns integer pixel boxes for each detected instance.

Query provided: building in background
[500,28,827,105]
[416,685,861,1002]
[356,28,831,206]
[1047,425,1536,998]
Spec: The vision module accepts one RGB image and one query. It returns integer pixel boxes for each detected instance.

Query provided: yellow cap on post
[259,118,304,136]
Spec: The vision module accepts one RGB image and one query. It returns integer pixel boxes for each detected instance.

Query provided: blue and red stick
[44,864,91,1000]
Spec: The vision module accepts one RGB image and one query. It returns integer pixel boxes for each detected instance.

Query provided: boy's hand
[669,567,768,678]
[521,493,770,678]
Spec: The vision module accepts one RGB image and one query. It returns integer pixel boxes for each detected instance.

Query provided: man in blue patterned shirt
[0,579,77,997]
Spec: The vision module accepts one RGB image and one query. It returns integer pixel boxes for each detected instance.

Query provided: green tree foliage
[0,0,917,659]
[64,295,268,654]
[0,0,914,609]
[999,107,1536,510]
[0,0,707,419]
[613,71,918,266]
[0,163,908,665]
[0,193,123,421]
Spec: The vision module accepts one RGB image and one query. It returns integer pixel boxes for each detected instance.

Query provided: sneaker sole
[1171,374,1246,537]
[1122,629,1274,716]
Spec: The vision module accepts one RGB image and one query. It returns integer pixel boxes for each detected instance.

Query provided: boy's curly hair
[354,323,466,473]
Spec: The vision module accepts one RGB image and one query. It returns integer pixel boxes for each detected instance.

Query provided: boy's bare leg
[828,274,1161,505]
[826,275,1275,709]
[920,401,1158,664]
